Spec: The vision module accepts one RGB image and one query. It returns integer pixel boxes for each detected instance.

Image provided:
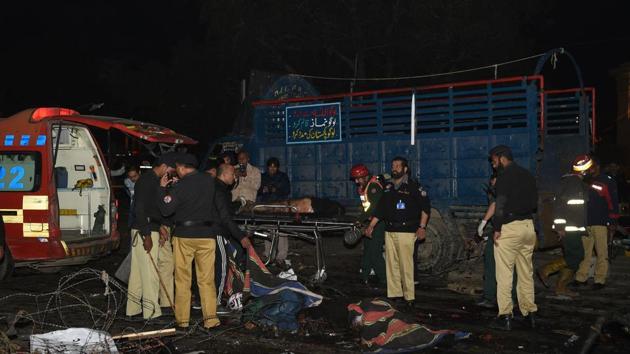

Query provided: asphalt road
[1,226,630,353]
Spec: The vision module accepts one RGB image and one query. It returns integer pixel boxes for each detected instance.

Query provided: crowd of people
[120,144,622,332]
[123,150,295,329]
[352,145,621,332]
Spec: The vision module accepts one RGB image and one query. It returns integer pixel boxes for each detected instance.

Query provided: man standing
[158,154,251,329]
[258,157,291,203]
[488,145,538,331]
[231,150,261,203]
[366,157,430,308]
[350,164,387,287]
[215,163,248,302]
[124,166,141,226]
[573,155,619,290]
[538,157,588,297]
[126,154,176,320]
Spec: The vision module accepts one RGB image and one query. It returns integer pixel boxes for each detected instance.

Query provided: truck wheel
[0,245,14,280]
[416,213,464,274]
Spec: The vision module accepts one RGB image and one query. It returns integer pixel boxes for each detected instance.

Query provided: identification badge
[396,200,406,210]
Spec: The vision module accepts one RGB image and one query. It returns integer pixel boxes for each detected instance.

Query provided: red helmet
[350,164,369,179]
[572,154,593,174]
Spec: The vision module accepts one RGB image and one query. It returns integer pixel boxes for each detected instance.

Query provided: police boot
[555,268,579,298]
[536,257,566,288]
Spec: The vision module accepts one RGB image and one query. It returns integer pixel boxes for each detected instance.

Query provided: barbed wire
[289,52,546,81]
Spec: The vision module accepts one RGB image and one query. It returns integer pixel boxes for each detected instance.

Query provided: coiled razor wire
[0,267,247,353]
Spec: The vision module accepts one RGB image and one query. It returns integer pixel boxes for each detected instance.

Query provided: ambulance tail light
[111,199,119,221]
[49,194,60,238]
[31,107,79,122]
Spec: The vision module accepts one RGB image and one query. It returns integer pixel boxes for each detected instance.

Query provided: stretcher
[233,204,361,284]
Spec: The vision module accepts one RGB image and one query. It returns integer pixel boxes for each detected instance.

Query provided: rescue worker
[366,157,430,308]
[126,153,177,320]
[488,145,538,331]
[158,153,251,329]
[572,155,619,290]
[537,157,588,297]
[350,164,387,287]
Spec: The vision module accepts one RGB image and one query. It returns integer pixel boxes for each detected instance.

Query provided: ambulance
[0,107,196,279]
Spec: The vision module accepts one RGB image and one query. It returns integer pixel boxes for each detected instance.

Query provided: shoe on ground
[524,312,536,329]
[592,283,605,291]
[192,298,202,310]
[489,315,512,331]
[570,280,587,288]
[475,298,497,309]
[405,300,415,310]
[536,269,550,288]
[513,312,537,329]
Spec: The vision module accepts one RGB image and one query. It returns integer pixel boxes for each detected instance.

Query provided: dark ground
[2,214,630,353]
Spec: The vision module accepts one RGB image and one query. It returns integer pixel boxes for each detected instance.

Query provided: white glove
[477,219,488,237]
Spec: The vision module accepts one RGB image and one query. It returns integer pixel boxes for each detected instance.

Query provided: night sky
[1,1,628,151]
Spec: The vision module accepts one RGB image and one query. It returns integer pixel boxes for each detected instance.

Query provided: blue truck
[207,49,595,273]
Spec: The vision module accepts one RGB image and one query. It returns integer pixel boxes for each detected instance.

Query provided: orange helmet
[572,154,593,174]
[350,164,369,179]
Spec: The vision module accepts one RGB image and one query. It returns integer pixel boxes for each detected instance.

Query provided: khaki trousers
[575,225,609,284]
[494,220,537,316]
[157,231,174,308]
[173,237,220,329]
[126,230,165,319]
[384,232,416,301]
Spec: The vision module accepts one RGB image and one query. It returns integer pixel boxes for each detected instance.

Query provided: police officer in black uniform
[366,156,430,307]
[158,153,251,330]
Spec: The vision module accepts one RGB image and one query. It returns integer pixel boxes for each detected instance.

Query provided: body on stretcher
[232,199,360,285]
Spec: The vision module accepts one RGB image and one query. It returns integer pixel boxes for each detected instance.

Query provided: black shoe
[592,283,605,291]
[192,298,202,310]
[536,269,550,288]
[405,300,415,309]
[524,312,536,329]
[475,298,497,309]
[489,315,512,331]
[570,280,587,288]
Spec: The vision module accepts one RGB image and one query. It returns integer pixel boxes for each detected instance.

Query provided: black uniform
[132,170,168,237]
[494,163,538,231]
[157,171,243,240]
[374,176,431,232]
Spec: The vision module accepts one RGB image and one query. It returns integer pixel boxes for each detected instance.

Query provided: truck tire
[0,245,14,280]
[415,211,464,274]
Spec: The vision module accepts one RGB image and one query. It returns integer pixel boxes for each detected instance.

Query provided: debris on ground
[30,327,118,353]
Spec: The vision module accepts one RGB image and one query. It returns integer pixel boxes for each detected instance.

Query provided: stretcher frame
[234,205,360,284]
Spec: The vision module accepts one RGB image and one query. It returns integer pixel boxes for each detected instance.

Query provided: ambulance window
[0,152,41,192]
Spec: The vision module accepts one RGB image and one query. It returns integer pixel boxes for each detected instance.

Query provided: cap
[176,153,198,168]
[155,152,178,168]
[488,145,513,158]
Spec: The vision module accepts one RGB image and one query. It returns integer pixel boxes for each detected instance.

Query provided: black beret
[155,152,178,168]
[176,153,198,167]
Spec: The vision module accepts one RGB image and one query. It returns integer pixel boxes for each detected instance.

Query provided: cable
[289,52,546,81]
